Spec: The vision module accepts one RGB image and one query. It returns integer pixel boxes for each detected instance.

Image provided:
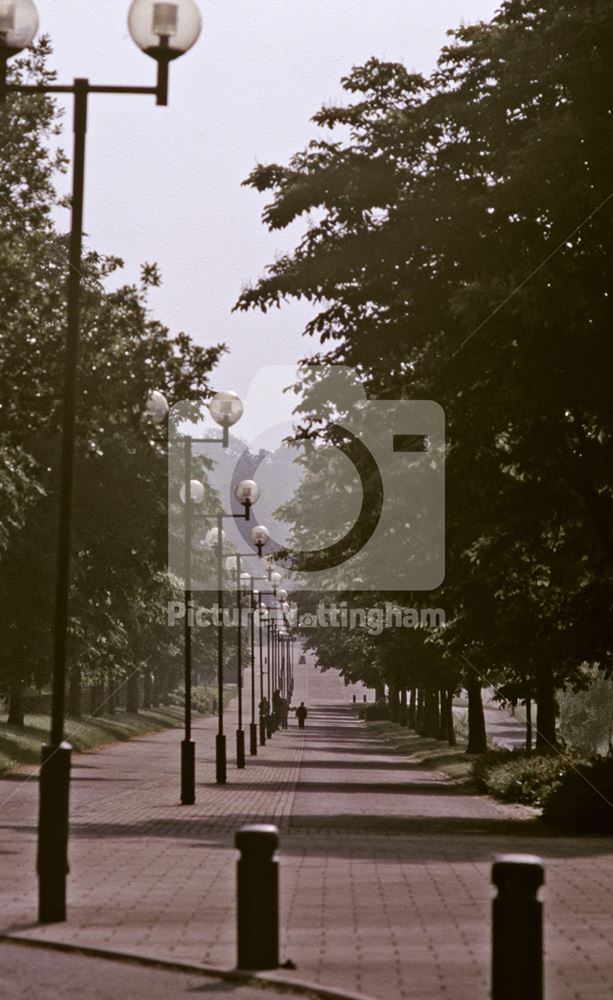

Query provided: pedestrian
[296,702,308,729]
[272,688,281,731]
[280,698,289,730]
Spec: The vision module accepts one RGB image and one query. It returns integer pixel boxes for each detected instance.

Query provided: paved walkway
[1,653,612,1000]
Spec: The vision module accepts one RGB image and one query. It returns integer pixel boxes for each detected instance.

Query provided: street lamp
[250,524,270,557]
[192,476,259,783]
[234,479,260,520]
[209,390,243,447]
[0,0,202,925]
[144,389,170,424]
[180,393,244,790]
[257,603,269,743]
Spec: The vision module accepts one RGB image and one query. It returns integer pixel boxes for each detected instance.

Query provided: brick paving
[1,650,612,1000]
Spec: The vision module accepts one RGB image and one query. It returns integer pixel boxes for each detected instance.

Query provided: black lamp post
[0,0,201,925]
[193,479,260,783]
[179,391,244,802]
[224,530,271,762]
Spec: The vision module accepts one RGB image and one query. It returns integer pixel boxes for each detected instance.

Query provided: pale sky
[43,0,500,430]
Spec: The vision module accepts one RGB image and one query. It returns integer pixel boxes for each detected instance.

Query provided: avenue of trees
[236,0,613,752]
[0,40,222,724]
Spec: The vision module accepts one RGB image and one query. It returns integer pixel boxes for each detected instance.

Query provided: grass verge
[360,719,477,783]
[0,707,185,776]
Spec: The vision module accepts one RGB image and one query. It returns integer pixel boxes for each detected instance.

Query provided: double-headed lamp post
[0,0,201,925]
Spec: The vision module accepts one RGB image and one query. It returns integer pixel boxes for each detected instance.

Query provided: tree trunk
[67,662,81,719]
[160,668,169,706]
[375,684,385,702]
[67,659,81,717]
[399,688,408,727]
[446,689,456,747]
[525,696,532,752]
[126,671,139,714]
[107,667,115,715]
[426,688,440,738]
[7,679,25,726]
[152,669,160,708]
[438,689,449,741]
[536,663,557,752]
[390,684,400,723]
[94,679,104,717]
[416,688,426,734]
[408,688,417,729]
[143,668,152,710]
[466,677,487,754]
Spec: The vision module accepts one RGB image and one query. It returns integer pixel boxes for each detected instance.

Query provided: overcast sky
[43,0,500,434]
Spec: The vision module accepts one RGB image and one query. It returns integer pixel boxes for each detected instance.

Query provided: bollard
[235,824,279,970]
[492,854,544,1000]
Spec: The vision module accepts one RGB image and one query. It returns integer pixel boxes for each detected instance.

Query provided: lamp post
[257,600,267,745]
[239,571,253,759]
[194,479,260,783]
[179,390,244,802]
[0,0,201,925]
[224,528,271,762]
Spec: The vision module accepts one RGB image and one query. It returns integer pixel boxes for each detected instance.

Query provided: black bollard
[259,715,266,746]
[249,721,258,756]
[180,739,195,805]
[492,854,544,1000]
[38,743,71,923]
[236,728,245,769]
[235,824,279,970]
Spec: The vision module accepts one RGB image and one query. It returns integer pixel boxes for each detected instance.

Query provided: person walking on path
[280,698,290,730]
[296,702,308,729]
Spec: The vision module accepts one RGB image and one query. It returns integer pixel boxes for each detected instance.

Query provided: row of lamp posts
[0,0,205,925]
[0,0,297,925]
[178,389,295,803]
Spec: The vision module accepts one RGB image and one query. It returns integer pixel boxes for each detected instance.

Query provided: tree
[0,41,224,721]
[236,1,613,752]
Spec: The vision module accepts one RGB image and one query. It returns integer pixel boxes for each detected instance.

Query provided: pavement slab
[1,650,612,1000]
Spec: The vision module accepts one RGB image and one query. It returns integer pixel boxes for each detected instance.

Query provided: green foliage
[236,0,613,753]
[167,684,212,715]
[558,670,613,755]
[542,758,613,834]
[0,41,224,711]
[473,748,572,806]
[359,699,391,721]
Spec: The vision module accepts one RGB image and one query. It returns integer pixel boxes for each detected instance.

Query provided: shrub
[542,758,613,834]
[167,685,211,715]
[472,748,572,807]
[359,699,391,721]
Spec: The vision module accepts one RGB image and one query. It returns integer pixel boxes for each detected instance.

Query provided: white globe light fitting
[205,526,225,547]
[234,480,260,506]
[144,389,169,424]
[0,0,38,57]
[250,524,269,546]
[179,479,205,504]
[209,390,243,428]
[128,0,201,60]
